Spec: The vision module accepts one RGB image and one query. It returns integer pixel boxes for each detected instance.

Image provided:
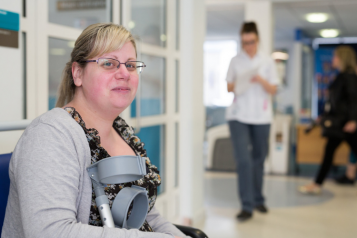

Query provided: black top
[327,72,357,121]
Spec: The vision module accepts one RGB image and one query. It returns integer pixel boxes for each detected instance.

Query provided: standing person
[226,22,279,222]
[299,45,357,194]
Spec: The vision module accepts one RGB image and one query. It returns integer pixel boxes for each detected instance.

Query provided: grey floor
[205,174,334,209]
[197,172,357,238]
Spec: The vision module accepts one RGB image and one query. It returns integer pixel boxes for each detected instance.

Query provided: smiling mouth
[112,87,131,92]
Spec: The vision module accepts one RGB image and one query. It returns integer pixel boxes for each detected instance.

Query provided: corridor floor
[197,172,357,238]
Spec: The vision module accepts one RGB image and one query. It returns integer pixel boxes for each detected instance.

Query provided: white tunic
[226,51,279,124]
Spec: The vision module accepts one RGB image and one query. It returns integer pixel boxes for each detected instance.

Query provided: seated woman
[2,23,186,238]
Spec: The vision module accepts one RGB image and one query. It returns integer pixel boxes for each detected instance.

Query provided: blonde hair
[335,45,357,74]
[56,23,137,107]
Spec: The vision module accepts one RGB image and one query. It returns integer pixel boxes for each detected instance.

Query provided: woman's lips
[112,86,131,92]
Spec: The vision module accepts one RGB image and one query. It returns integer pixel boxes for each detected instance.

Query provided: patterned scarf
[64,107,161,231]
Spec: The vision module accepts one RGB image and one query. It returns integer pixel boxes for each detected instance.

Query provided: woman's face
[75,42,139,113]
[332,52,341,70]
[241,32,259,57]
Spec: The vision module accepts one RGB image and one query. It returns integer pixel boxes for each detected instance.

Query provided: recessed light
[272,52,289,60]
[306,13,328,23]
[128,21,136,29]
[320,29,339,38]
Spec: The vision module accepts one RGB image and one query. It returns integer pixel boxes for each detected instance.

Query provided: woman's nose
[116,64,131,80]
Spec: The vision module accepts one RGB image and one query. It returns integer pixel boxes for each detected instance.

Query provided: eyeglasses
[242,40,257,46]
[83,58,146,74]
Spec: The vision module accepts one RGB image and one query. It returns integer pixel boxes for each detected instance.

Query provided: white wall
[274,40,296,113]
[245,1,273,55]
[180,0,206,225]
[274,40,303,122]
[0,2,23,121]
[0,1,25,154]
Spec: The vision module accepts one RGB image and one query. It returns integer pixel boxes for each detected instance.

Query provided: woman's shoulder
[12,108,90,170]
[24,108,84,139]
[340,72,357,79]
[329,73,357,91]
[335,72,357,84]
[257,52,274,64]
[343,73,357,87]
[229,54,240,63]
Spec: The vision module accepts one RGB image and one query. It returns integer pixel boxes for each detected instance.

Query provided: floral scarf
[64,107,161,232]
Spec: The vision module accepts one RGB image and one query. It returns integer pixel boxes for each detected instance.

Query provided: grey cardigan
[2,108,187,238]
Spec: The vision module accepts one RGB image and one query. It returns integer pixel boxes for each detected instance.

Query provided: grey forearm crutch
[87,155,149,229]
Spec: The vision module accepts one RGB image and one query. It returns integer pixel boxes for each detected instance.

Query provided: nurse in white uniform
[226,22,279,222]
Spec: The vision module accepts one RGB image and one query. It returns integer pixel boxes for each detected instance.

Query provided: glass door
[121,0,181,222]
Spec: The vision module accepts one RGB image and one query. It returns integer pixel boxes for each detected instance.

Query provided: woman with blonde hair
[300,45,357,194]
[2,23,186,238]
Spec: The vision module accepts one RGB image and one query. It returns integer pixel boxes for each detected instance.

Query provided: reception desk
[296,125,349,165]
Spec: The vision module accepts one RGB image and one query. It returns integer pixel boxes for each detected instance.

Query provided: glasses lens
[125,61,137,73]
[126,61,145,74]
[136,62,145,74]
[243,40,256,46]
[98,58,118,70]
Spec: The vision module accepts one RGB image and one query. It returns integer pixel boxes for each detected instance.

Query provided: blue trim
[295,29,303,41]
[131,98,163,118]
[135,125,164,194]
[0,9,20,32]
[0,153,12,231]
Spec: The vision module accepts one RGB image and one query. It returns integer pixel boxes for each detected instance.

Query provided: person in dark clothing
[299,45,357,194]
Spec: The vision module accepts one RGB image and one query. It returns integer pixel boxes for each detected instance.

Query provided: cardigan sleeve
[146,207,191,238]
[5,121,174,238]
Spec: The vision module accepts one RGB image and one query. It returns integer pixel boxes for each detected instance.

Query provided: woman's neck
[247,50,257,58]
[244,50,258,59]
[65,96,121,138]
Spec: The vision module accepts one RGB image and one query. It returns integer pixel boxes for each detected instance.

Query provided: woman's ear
[72,62,83,87]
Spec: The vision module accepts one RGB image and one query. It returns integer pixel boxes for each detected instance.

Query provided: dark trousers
[315,133,357,185]
[349,152,357,164]
[228,120,270,212]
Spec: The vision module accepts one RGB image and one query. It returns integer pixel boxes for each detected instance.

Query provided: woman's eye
[126,63,136,70]
[103,62,113,67]
[100,60,116,69]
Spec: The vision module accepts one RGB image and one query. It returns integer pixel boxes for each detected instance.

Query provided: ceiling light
[272,52,289,60]
[320,29,339,38]
[306,13,328,23]
[128,21,135,29]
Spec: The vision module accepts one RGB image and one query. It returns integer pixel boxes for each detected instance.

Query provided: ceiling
[206,0,357,43]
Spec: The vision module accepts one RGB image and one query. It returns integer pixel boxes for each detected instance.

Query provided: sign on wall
[0,9,19,48]
[57,0,106,11]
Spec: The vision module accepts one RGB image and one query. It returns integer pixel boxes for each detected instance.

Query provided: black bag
[320,113,347,139]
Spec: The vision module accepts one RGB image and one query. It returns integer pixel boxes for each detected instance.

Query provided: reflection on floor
[197,172,357,238]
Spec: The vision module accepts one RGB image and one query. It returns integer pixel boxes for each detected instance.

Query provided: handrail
[0,120,32,132]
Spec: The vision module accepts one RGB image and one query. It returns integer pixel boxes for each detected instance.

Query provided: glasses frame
[82,58,146,73]
[242,40,257,46]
